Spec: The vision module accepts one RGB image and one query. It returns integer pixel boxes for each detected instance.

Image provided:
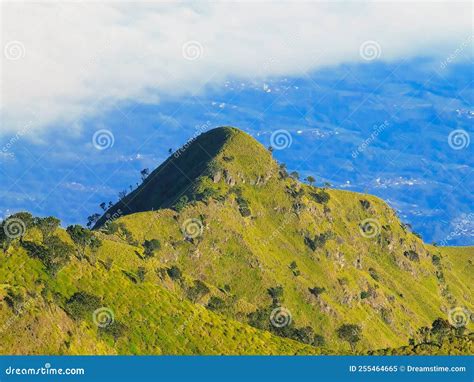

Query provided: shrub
[207,296,226,312]
[236,196,251,217]
[65,292,101,320]
[360,291,370,299]
[22,236,73,275]
[35,216,61,241]
[67,225,101,258]
[431,254,441,266]
[137,266,147,282]
[186,280,210,303]
[167,266,182,280]
[103,257,113,271]
[310,190,330,204]
[359,199,371,210]
[368,267,379,281]
[380,307,393,324]
[248,307,271,330]
[313,334,325,347]
[290,171,300,180]
[267,286,284,304]
[173,195,189,212]
[289,261,300,276]
[336,324,362,351]
[143,239,161,258]
[199,187,219,201]
[304,232,331,251]
[404,250,420,262]
[309,286,326,297]
[99,321,128,342]
[292,326,314,344]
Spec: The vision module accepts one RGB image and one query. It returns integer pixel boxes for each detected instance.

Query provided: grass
[1,127,472,354]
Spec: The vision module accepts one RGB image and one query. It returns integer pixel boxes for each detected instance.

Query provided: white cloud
[0,1,471,135]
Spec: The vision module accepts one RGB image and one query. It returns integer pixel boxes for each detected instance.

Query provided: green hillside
[1,127,472,355]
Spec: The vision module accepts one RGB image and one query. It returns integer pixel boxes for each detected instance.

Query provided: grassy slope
[0,228,317,355]
[99,128,472,352]
[1,127,472,354]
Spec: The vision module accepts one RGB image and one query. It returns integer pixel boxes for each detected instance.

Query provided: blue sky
[1,2,473,245]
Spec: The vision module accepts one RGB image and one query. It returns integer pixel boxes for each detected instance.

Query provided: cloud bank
[1,1,472,135]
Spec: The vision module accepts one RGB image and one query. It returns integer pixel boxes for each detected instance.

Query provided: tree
[140,168,150,181]
[35,216,60,241]
[278,163,288,178]
[290,171,300,180]
[86,213,101,228]
[89,235,102,254]
[118,190,127,200]
[67,225,91,256]
[0,221,13,253]
[23,236,73,275]
[143,239,161,258]
[305,176,315,186]
[173,195,189,212]
[336,324,362,351]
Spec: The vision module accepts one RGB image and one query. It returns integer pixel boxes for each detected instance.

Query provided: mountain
[0,127,472,355]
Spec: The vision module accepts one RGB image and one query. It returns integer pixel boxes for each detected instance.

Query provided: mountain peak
[95,126,275,227]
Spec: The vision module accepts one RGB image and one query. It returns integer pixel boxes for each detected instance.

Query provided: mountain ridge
[1,126,472,355]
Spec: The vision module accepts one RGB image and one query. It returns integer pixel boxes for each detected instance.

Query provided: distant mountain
[1,127,472,354]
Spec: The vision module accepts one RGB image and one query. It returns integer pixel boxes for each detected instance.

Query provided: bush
[308,286,326,297]
[199,187,219,201]
[313,334,325,347]
[207,296,226,311]
[186,280,210,303]
[336,324,362,351]
[173,195,189,212]
[368,267,379,281]
[137,266,146,282]
[404,250,420,262]
[65,292,101,320]
[236,196,251,217]
[35,216,61,241]
[360,291,370,299]
[167,266,182,280]
[304,232,332,251]
[267,286,284,304]
[248,307,271,330]
[22,236,73,275]
[143,239,161,258]
[105,222,136,245]
[310,190,330,204]
[67,225,101,258]
[99,321,128,342]
[432,254,441,266]
[289,261,300,276]
[359,199,371,210]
